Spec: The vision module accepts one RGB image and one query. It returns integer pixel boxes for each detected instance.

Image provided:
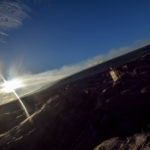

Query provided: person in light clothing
[109,67,122,85]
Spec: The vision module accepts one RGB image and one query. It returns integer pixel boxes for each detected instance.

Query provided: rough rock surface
[94,131,150,150]
[0,52,149,150]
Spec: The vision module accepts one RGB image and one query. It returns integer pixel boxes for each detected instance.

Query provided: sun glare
[2,79,23,93]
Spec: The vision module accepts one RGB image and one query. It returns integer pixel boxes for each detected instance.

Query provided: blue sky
[0,0,150,75]
[1,0,150,104]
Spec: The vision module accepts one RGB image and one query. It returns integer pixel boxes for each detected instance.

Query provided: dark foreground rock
[0,52,149,150]
[94,130,150,150]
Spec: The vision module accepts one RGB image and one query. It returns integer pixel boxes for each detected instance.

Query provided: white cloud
[0,31,8,36]
[0,39,6,44]
[0,39,150,105]
[86,39,150,67]
[0,1,30,30]
[0,31,8,43]
[0,0,30,43]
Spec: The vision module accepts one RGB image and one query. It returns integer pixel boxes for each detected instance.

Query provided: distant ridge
[54,44,150,87]
[0,44,149,135]
[0,44,150,108]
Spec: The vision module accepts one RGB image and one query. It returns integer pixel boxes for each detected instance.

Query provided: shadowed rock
[0,47,149,150]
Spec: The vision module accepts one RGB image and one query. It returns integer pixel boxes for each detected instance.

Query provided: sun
[2,79,23,93]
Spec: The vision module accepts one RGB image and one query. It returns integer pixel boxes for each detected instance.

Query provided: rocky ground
[0,52,149,150]
[94,131,150,150]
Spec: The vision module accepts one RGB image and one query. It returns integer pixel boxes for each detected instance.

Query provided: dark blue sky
[0,0,150,74]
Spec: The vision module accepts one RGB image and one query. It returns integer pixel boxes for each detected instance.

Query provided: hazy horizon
[0,0,150,104]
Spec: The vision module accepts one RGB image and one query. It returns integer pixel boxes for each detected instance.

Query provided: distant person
[109,67,121,85]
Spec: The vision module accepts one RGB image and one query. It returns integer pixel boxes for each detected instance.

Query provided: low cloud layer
[0,39,149,105]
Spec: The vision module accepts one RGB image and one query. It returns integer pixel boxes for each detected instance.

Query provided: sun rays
[0,75,31,122]
[2,79,23,93]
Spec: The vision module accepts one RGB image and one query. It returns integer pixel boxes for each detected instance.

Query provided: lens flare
[0,75,31,122]
[2,79,23,93]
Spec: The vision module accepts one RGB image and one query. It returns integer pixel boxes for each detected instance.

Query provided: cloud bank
[0,39,150,105]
